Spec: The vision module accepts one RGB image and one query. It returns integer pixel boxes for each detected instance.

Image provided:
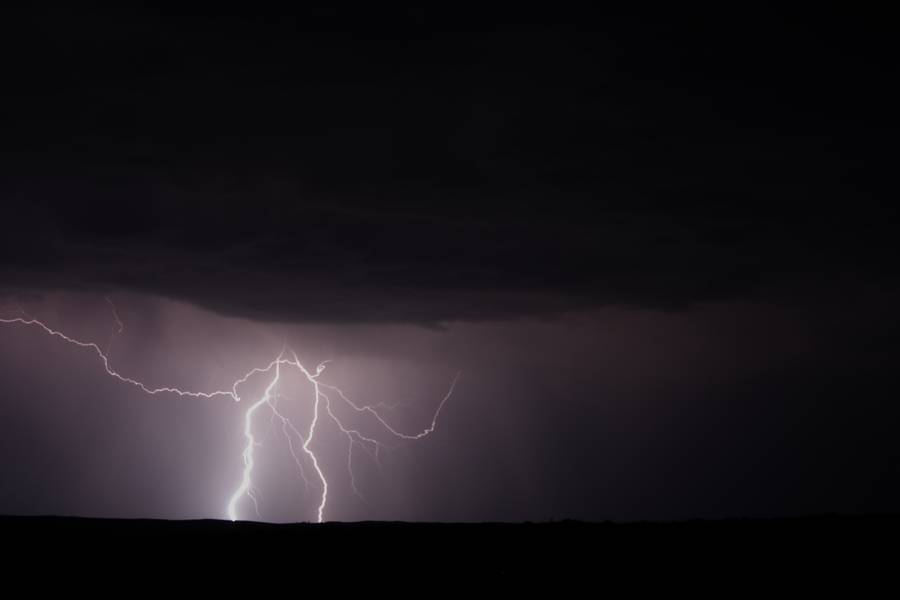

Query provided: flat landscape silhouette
[3,514,897,587]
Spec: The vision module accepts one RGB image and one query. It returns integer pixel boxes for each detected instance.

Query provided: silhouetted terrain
[2,515,898,589]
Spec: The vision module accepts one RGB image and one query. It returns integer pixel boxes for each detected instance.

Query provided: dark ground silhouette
[2,514,897,589]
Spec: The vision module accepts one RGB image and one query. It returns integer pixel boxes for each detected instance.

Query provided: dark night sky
[0,7,898,521]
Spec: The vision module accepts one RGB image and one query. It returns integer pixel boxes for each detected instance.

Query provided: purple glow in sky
[0,292,463,522]
[2,284,899,522]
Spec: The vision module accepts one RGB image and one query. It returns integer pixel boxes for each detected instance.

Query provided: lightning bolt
[105,296,124,335]
[0,302,460,523]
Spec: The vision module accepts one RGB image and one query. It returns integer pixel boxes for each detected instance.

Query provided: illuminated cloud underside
[0,302,460,522]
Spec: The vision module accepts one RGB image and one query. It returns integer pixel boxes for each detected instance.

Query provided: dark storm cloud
[1,8,895,323]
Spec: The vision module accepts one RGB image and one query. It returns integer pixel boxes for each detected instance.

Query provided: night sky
[0,7,897,522]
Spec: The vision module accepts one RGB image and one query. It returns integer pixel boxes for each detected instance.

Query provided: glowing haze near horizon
[0,292,468,522]
[1,288,899,522]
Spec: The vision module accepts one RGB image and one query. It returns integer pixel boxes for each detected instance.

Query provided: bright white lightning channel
[0,305,460,523]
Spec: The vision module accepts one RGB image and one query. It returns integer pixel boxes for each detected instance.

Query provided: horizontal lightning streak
[0,317,239,400]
